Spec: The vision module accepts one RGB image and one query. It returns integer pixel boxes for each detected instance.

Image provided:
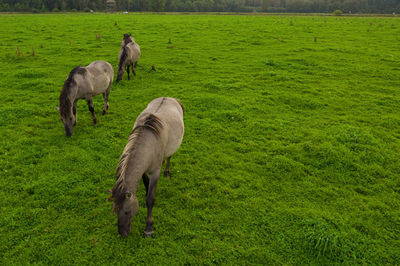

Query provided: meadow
[0,13,399,264]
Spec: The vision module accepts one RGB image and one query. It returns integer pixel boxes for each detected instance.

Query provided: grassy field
[0,13,399,264]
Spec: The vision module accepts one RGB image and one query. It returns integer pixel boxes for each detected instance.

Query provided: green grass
[0,13,400,264]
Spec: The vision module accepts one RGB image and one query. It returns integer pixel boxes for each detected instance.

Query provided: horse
[117,37,140,82]
[57,61,114,137]
[108,97,184,237]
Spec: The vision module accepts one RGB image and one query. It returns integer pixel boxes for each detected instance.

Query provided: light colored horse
[57,60,114,137]
[117,37,140,82]
[109,97,184,237]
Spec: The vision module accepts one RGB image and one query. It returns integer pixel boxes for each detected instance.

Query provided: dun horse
[57,61,114,137]
[117,34,140,82]
[109,97,184,237]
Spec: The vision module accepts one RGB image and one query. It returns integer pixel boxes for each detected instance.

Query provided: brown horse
[117,35,140,82]
[109,97,184,237]
[57,61,114,136]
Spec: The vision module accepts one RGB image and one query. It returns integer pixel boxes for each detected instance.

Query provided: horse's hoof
[102,110,106,116]
[93,119,97,125]
[163,171,170,178]
[143,231,153,238]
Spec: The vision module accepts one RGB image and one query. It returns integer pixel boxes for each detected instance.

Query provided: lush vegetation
[1,0,400,13]
[0,13,399,264]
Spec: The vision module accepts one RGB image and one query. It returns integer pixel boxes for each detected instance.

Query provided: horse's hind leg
[86,97,97,125]
[132,62,137,76]
[102,82,111,116]
[144,170,160,237]
[164,157,171,178]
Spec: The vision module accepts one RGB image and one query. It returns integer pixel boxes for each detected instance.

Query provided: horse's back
[86,61,113,81]
[87,61,113,76]
[126,42,140,62]
[137,97,184,158]
[76,61,113,97]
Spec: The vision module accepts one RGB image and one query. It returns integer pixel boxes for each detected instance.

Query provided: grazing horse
[117,37,140,82]
[109,97,184,237]
[57,61,114,137]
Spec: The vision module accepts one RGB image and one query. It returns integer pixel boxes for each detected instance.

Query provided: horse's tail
[118,46,128,70]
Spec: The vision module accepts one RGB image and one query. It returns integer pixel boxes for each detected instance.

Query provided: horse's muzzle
[118,228,130,237]
[64,125,72,137]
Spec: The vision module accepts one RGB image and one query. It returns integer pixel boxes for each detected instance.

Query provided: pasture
[0,13,399,264]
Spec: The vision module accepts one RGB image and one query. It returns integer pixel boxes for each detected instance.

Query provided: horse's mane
[118,46,128,70]
[110,114,163,212]
[123,33,133,46]
[59,66,86,117]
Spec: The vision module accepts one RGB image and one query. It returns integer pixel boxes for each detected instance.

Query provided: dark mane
[119,46,128,70]
[59,66,86,117]
[132,114,163,137]
[123,33,133,46]
[110,152,129,212]
[110,114,163,212]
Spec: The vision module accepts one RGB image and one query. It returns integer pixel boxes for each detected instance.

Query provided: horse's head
[123,33,130,40]
[57,106,76,137]
[116,192,139,237]
[116,65,124,82]
[59,67,82,136]
[123,33,134,44]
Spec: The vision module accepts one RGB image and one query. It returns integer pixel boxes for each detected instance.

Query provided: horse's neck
[60,87,76,116]
[66,85,78,103]
[122,128,163,195]
[123,143,153,194]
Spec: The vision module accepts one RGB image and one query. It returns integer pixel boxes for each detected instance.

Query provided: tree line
[1,0,399,13]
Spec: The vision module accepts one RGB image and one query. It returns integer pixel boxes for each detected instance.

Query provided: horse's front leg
[144,170,160,237]
[102,82,111,116]
[86,97,97,125]
[73,100,78,126]
[126,65,130,80]
[142,173,149,196]
[164,157,171,178]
